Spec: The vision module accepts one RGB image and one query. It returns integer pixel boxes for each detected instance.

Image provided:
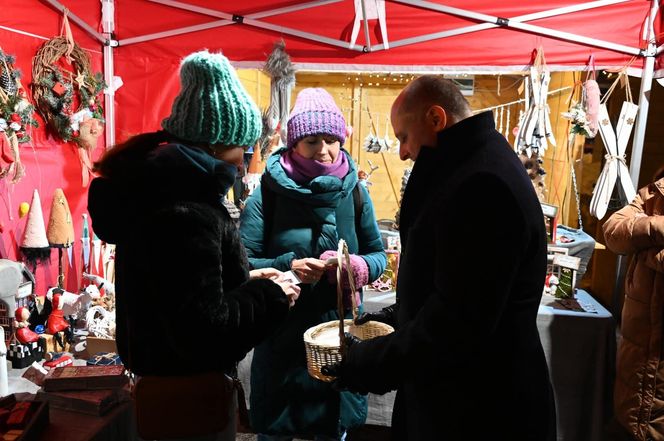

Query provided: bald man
[324,76,556,440]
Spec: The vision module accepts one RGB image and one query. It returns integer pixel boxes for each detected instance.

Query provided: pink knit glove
[319,251,368,309]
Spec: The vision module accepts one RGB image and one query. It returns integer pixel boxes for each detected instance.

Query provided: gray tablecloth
[538,289,616,441]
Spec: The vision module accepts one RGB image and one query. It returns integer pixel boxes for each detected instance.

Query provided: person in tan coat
[603,165,664,441]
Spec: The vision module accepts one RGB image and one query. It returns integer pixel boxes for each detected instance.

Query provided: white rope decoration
[475,86,570,113]
[85,305,116,340]
[498,106,504,135]
[571,161,583,229]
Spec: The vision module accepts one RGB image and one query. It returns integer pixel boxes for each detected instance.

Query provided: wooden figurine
[13,307,39,345]
[45,291,70,351]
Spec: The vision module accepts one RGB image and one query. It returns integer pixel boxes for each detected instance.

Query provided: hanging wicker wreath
[32,36,105,145]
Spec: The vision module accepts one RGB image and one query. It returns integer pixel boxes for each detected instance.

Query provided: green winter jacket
[240,148,386,438]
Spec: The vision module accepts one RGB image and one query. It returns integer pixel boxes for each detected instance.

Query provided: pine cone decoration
[0,64,16,95]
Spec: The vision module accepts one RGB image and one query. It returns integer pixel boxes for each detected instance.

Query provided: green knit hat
[162,50,261,148]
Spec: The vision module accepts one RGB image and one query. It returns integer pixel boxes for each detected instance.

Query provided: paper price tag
[281,271,301,285]
[553,254,581,270]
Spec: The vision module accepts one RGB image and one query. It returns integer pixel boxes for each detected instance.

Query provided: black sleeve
[146,204,289,363]
[342,174,529,393]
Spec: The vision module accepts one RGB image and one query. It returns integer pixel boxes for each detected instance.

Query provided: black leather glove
[321,333,368,394]
[354,302,398,327]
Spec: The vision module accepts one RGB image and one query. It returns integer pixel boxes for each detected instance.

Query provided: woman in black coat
[88,51,299,441]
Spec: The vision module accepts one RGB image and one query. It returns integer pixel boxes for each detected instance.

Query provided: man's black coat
[343,112,556,440]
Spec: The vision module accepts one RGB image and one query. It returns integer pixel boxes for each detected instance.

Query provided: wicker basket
[303,240,394,382]
[304,319,393,382]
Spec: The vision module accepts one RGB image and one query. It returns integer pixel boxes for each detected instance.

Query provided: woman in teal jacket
[240,88,386,441]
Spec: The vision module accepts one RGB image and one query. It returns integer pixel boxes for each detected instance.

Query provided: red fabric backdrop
[0,0,660,295]
[0,0,104,294]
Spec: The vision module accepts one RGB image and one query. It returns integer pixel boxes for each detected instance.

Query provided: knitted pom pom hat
[162,50,262,148]
[287,88,346,149]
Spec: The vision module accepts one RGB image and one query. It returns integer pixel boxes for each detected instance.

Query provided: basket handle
[336,239,357,356]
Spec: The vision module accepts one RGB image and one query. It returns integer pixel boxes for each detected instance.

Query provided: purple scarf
[280,149,349,184]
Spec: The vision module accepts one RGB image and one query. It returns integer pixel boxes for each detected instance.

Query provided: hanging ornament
[257,109,280,161]
[589,71,638,219]
[583,81,600,138]
[381,114,394,152]
[514,48,556,157]
[581,55,600,138]
[242,145,263,199]
[362,112,393,153]
[363,131,381,153]
[504,106,511,140]
[519,152,547,202]
[263,40,295,145]
[91,233,102,276]
[81,213,91,278]
[512,109,524,147]
[561,103,592,138]
[31,12,106,186]
[0,63,15,96]
[0,47,38,184]
[18,202,29,218]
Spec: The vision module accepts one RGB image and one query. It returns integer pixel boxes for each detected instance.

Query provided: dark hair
[654,164,664,182]
[94,130,172,178]
[401,76,471,123]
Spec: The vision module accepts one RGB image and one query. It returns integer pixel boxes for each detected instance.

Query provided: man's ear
[426,105,447,131]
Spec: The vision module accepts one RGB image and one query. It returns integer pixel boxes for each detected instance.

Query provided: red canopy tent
[0,0,661,291]
[33,0,664,181]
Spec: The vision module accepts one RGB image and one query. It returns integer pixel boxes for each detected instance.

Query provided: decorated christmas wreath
[32,36,105,146]
[0,48,38,183]
[0,49,39,143]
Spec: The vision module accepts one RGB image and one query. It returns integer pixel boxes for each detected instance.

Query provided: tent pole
[629,55,656,187]
[629,0,659,187]
[239,18,362,51]
[389,0,640,56]
[383,0,636,52]
[147,0,342,19]
[120,20,234,46]
[121,0,355,50]
[102,0,116,149]
[612,0,659,318]
[360,0,372,52]
[612,52,654,317]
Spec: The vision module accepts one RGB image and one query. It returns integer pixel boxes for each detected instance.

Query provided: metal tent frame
[39,0,660,189]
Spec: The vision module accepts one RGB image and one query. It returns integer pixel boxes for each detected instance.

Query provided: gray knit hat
[162,50,261,148]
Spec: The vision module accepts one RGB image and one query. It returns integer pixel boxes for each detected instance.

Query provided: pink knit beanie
[287,88,346,149]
